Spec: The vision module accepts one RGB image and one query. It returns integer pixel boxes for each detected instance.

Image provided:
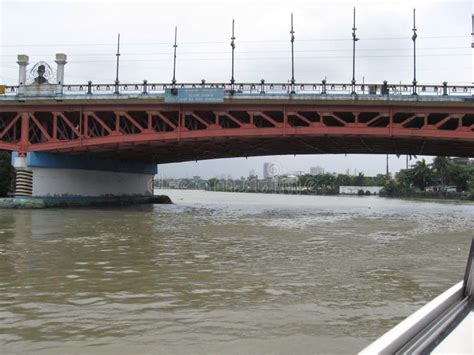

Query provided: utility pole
[351,7,359,95]
[412,8,417,96]
[386,154,389,177]
[114,33,120,95]
[172,26,178,87]
[230,19,236,93]
[290,13,295,94]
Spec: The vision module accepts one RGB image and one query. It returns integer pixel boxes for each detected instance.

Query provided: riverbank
[162,187,474,202]
[379,190,474,201]
[0,194,172,209]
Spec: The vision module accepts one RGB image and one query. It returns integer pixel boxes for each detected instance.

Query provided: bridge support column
[10,152,157,206]
[12,155,33,197]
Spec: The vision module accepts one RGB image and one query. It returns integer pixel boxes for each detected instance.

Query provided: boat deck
[432,305,473,354]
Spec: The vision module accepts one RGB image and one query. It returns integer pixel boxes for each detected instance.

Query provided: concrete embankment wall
[32,168,153,197]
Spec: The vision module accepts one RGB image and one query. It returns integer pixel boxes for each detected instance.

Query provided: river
[0,190,473,354]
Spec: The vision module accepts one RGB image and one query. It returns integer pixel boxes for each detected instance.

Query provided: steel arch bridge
[0,82,473,163]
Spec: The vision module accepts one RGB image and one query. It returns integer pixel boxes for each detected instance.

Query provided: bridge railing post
[442,81,448,96]
[87,81,92,95]
[321,79,326,95]
[382,80,389,96]
[260,79,265,94]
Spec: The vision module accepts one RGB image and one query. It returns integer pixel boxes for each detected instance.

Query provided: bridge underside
[61,136,474,163]
[0,100,473,162]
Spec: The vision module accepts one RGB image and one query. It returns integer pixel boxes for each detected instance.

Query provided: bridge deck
[0,85,472,162]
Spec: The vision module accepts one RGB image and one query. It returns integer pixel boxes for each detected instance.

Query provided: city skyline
[157,153,430,179]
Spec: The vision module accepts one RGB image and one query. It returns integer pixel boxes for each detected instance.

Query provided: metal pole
[230,19,236,91]
[351,7,359,95]
[172,26,178,87]
[412,8,417,96]
[114,33,120,94]
[386,154,389,177]
[290,13,295,94]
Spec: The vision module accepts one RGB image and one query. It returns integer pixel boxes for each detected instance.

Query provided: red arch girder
[0,102,472,161]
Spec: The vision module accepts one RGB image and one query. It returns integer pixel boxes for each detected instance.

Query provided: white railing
[1,81,473,98]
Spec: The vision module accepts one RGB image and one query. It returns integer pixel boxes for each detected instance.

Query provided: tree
[0,152,14,197]
[447,164,472,192]
[431,156,450,186]
[335,174,353,187]
[395,169,412,187]
[208,178,219,190]
[355,172,365,186]
[410,159,434,191]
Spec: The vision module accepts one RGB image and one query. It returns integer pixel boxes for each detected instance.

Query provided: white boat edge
[358,281,463,354]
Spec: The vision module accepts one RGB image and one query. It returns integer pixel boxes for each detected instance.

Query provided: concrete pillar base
[11,152,157,198]
[15,169,33,196]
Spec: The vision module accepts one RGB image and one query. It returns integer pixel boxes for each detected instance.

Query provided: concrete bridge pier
[12,154,33,196]
[9,152,157,207]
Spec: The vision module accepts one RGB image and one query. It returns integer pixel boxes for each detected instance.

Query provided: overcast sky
[0,0,471,178]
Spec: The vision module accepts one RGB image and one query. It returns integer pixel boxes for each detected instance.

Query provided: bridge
[1,82,474,160]
[0,55,473,201]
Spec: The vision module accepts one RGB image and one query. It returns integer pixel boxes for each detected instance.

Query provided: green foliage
[381,179,414,197]
[0,152,14,197]
[382,157,474,197]
[447,164,472,192]
[297,171,391,195]
[431,156,450,186]
[355,172,365,186]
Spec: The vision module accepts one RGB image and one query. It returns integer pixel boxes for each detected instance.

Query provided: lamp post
[114,33,120,95]
[412,8,417,96]
[172,26,178,87]
[230,19,236,93]
[290,13,295,95]
[351,7,359,95]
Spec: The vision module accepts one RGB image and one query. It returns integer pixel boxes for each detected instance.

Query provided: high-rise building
[310,166,324,175]
[263,162,271,179]
[263,162,280,179]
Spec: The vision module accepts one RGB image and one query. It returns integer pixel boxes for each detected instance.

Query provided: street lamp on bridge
[290,13,296,95]
[172,26,178,88]
[351,7,359,95]
[114,33,121,95]
[230,19,236,94]
[412,8,418,96]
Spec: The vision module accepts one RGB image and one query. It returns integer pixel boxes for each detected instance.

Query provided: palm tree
[431,156,450,186]
[410,159,434,191]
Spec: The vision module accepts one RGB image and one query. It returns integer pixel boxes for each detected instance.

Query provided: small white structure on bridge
[339,185,383,195]
[9,54,157,205]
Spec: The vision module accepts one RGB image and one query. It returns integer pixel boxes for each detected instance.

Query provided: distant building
[249,169,256,177]
[310,166,324,175]
[263,162,279,179]
[278,174,299,184]
[263,162,270,179]
[449,157,473,166]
